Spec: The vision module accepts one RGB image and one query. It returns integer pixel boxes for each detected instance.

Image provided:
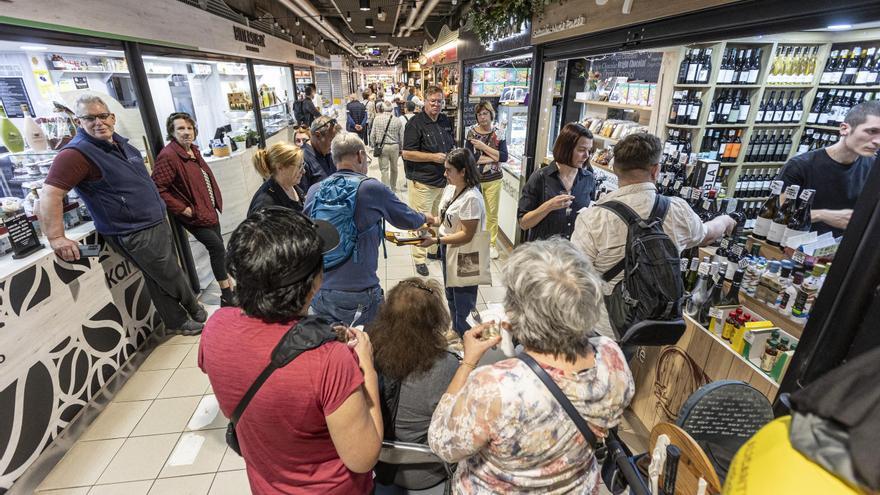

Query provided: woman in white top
[420,148,486,335]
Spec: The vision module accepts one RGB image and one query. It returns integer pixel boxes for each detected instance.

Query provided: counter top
[0,222,95,281]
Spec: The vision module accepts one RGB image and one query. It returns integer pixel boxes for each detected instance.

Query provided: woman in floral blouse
[428,238,634,494]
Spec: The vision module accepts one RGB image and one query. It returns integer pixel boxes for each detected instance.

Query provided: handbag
[225,316,338,456]
[442,188,491,288]
[373,115,393,157]
[517,352,649,495]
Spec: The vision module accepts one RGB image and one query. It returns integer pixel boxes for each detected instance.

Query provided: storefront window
[254,63,296,138]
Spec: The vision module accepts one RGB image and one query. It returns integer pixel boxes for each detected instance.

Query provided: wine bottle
[748,48,762,84]
[792,91,804,122]
[698,48,713,83]
[767,184,800,247]
[678,49,692,84]
[754,180,784,240]
[699,267,726,326]
[688,92,702,125]
[686,49,700,84]
[782,188,815,247]
[685,261,712,318]
[841,46,861,85]
[771,93,785,122]
[738,91,751,123]
[782,91,795,123]
[855,47,875,85]
[684,257,701,293]
[820,50,839,84]
[728,90,741,123]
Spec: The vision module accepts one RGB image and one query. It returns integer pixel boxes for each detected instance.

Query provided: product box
[638,84,650,106]
[647,83,657,106]
[742,327,799,382]
[732,320,774,355]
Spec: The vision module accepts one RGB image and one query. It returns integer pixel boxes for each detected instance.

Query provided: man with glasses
[41,94,205,335]
[402,85,455,276]
[300,116,340,192]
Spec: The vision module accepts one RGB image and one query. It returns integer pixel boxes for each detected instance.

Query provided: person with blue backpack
[305,132,436,327]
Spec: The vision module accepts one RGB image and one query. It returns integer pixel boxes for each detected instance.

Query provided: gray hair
[310,115,338,136]
[381,101,394,112]
[502,238,604,361]
[74,94,109,114]
[331,131,365,164]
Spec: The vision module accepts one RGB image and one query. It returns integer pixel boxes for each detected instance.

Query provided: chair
[675,380,774,483]
[377,441,452,495]
[649,422,723,495]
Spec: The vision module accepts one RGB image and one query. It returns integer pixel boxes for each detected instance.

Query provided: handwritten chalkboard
[588,52,663,83]
[0,78,35,118]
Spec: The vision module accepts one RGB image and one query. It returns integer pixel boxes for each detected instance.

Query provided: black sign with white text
[4,213,43,259]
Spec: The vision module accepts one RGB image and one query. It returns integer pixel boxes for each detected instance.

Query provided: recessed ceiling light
[86,51,108,55]
[366,18,374,29]
[346,11,352,22]
[360,0,370,11]
[20,45,48,51]
[826,24,852,31]
[369,31,377,38]
[295,18,300,26]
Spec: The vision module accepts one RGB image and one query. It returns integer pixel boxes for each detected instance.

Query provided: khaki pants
[480,178,502,248]
[376,144,400,190]
[408,179,444,264]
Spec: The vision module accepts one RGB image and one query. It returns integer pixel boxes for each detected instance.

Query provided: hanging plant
[467,0,554,44]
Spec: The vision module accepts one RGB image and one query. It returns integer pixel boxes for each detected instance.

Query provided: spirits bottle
[782,188,815,247]
[0,101,25,153]
[767,184,800,247]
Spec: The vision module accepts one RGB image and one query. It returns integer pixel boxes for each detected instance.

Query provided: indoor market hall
[2,0,880,494]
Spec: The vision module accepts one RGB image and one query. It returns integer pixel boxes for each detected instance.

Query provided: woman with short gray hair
[428,238,634,493]
[370,100,403,191]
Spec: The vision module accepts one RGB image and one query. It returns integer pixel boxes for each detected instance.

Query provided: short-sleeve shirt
[428,337,634,494]
[776,148,875,237]
[199,308,371,494]
[44,148,103,190]
[517,162,596,242]
[439,186,486,237]
[402,112,455,188]
[571,182,706,296]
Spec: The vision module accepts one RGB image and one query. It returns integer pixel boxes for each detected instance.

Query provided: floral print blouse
[428,336,634,494]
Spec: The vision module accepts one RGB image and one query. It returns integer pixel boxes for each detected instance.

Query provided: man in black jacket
[346,92,369,143]
[301,86,322,126]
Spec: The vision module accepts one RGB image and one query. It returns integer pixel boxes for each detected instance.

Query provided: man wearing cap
[306,132,435,327]
[300,116,340,193]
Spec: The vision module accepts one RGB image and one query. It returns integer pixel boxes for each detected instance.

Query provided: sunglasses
[313,119,338,133]
[77,112,115,123]
[296,124,310,130]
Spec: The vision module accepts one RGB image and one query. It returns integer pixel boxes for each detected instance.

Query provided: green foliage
[468,0,550,44]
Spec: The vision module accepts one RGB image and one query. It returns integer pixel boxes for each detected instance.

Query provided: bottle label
[785,186,799,200]
[807,112,818,123]
[799,189,814,202]
[698,263,710,276]
[754,216,772,236]
[681,259,689,272]
[756,110,765,122]
[783,110,794,122]
[767,221,786,243]
[792,250,806,264]
[709,307,724,319]
[793,110,803,121]
[720,238,730,250]
[738,258,750,270]
[731,244,744,257]
[748,69,759,84]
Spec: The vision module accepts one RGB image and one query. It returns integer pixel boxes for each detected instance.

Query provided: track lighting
[346,11,352,22]
[366,18,374,29]
[359,0,370,11]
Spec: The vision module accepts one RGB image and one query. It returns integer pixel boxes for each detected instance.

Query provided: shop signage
[0,78,35,118]
[590,51,664,83]
[533,15,585,40]
[104,258,136,287]
[296,50,316,62]
[3,213,43,259]
[408,62,422,72]
[233,26,266,48]
[425,42,458,66]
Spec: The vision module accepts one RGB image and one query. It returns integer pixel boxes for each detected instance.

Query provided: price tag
[785,185,801,200]
[792,250,806,264]
[738,258,750,270]
[692,188,703,201]
[720,238,730,250]
[799,189,814,201]
[673,180,683,191]
[697,263,710,276]
[680,259,689,272]
[731,244,744,257]
[712,272,721,284]
[709,307,724,319]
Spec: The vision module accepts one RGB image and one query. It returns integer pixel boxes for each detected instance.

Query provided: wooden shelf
[590,160,614,174]
[805,124,840,131]
[593,134,620,145]
[765,84,814,88]
[753,123,802,127]
[714,84,762,89]
[574,99,653,111]
[49,69,128,74]
[817,84,880,90]
[665,124,701,129]
[674,84,711,88]
[706,124,749,128]
[741,161,786,166]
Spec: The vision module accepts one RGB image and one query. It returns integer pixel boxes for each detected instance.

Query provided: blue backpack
[307,174,381,270]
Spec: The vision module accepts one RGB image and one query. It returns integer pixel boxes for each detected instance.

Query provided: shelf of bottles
[664,36,880,203]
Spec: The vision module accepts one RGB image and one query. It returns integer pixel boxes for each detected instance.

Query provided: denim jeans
[440,245,479,336]
[311,285,384,328]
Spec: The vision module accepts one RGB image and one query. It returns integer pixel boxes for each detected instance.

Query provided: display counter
[498,165,523,247]
[0,222,158,488]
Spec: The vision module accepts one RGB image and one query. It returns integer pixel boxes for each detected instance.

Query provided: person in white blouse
[571,133,736,339]
[419,148,486,335]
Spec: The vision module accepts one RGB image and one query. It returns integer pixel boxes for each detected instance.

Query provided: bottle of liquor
[755,94,768,123]
[807,90,825,124]
[727,90,741,123]
[761,168,773,197]
[698,48,713,84]
[727,130,743,163]
[855,47,875,85]
[782,91,795,123]
[688,92,703,125]
[805,46,819,84]
[717,48,731,84]
[669,91,681,124]
[792,91,805,122]
[757,130,771,162]
[791,263,825,319]
[738,91,751,123]
[771,93,785,123]
[761,335,780,372]
[768,46,784,85]
[678,49,692,84]
[767,184,800,247]
[782,188,815,247]
[687,48,701,84]
[820,49,839,84]
[686,261,713,318]
[841,46,861,85]
[684,257,701,293]
[797,128,814,155]
[719,90,733,122]
[722,268,744,305]
[699,265,725,326]
[722,308,742,341]
[748,48,762,84]
[777,268,805,313]
[781,130,794,161]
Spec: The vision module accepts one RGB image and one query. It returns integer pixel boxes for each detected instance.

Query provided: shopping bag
[445,230,492,287]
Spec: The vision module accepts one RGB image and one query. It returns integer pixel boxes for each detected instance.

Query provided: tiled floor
[31,160,639,494]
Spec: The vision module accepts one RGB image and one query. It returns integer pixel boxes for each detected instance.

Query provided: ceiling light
[451,0,457,4]
[369,31,377,38]
[377,7,386,21]
[366,18,374,29]
[826,24,852,31]
[20,45,47,51]
[346,11,352,22]
[274,19,279,27]
[86,51,108,55]
[360,0,370,11]
[319,15,324,22]
[295,17,300,26]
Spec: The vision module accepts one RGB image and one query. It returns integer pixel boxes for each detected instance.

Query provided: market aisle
[31,157,638,494]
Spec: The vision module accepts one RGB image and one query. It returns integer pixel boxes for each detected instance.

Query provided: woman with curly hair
[369,277,459,493]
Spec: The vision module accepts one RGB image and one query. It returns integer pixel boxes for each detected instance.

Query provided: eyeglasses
[77,112,115,123]
[427,99,443,105]
[313,118,338,133]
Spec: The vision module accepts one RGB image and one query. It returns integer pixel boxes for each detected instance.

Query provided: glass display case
[254,64,295,138]
[498,104,528,176]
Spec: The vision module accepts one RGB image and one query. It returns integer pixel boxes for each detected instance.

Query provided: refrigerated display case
[497,104,528,176]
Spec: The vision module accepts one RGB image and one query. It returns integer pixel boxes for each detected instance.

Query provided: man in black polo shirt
[777,101,879,237]
[300,116,340,192]
[518,122,596,242]
[402,85,455,276]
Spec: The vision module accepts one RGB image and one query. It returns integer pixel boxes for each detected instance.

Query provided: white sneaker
[490,246,499,259]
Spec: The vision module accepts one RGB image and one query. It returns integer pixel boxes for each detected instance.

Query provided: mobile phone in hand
[78,244,101,257]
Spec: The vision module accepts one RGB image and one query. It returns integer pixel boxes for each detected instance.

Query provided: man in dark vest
[41,95,206,335]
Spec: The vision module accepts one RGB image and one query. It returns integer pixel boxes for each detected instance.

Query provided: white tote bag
[445,230,492,288]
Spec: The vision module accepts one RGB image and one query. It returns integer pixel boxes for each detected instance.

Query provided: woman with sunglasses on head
[152,112,233,306]
[370,277,460,494]
[248,142,307,215]
[294,126,311,148]
[419,148,486,335]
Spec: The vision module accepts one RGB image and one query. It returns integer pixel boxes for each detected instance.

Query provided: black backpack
[293,99,306,124]
[597,195,683,337]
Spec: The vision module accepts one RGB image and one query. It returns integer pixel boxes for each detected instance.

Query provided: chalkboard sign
[462,99,479,131]
[4,213,43,259]
[589,52,663,83]
[0,78,35,118]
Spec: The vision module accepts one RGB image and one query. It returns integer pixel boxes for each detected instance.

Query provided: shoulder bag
[225,316,338,456]
[374,115,393,157]
[517,352,649,495]
[443,188,491,288]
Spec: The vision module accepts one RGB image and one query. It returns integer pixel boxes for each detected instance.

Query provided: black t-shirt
[517,161,596,242]
[776,148,875,237]
[402,112,455,188]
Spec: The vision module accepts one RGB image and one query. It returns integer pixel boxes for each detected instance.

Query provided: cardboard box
[742,327,799,382]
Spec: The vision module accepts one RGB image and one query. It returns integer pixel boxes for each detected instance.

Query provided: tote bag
[445,230,492,287]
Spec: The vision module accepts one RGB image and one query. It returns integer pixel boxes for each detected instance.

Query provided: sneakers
[415,263,429,276]
[490,246,499,259]
[168,319,204,336]
[191,304,208,323]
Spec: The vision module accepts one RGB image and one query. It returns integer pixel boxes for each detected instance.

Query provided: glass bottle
[685,261,712,318]
[761,336,780,372]
[767,185,800,248]
[791,263,823,319]
[756,260,781,304]
[721,268,744,305]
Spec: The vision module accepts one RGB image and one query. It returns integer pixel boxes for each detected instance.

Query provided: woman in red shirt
[200,209,383,494]
[152,113,233,305]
